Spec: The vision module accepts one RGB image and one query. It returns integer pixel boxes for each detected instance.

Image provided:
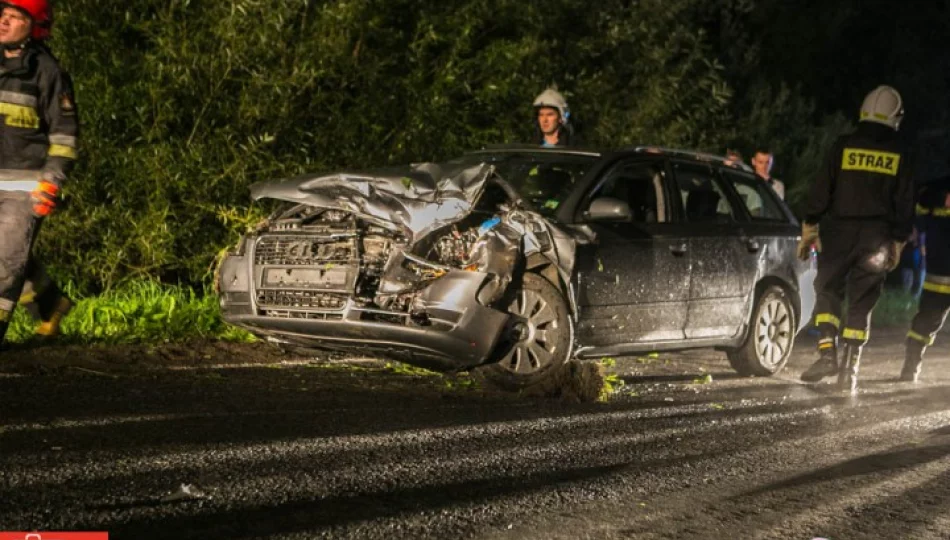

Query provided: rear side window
[672,162,735,223]
[723,171,786,221]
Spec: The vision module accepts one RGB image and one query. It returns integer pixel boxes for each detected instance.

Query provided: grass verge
[8,280,254,344]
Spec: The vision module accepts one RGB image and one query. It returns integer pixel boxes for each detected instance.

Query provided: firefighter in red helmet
[2,0,51,41]
[0,0,79,348]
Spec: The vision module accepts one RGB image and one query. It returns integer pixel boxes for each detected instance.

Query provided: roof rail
[632,146,755,173]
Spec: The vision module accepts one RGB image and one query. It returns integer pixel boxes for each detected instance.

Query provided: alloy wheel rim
[755,297,792,369]
[501,288,562,375]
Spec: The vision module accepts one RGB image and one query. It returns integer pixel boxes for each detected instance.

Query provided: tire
[475,272,574,391]
[726,285,796,377]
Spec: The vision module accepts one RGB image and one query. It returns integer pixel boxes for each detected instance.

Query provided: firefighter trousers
[813,221,892,347]
[907,275,950,347]
[0,191,40,339]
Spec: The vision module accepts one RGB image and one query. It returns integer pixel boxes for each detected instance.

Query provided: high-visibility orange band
[36,180,59,197]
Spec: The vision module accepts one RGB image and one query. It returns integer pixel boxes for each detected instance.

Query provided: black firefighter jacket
[0,43,78,192]
[804,122,915,241]
[916,176,950,279]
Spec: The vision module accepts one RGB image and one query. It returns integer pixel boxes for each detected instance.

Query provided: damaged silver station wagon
[217,146,814,390]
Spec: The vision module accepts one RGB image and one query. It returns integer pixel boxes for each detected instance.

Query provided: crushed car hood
[250,162,494,242]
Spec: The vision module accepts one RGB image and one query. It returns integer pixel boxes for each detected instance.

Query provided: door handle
[669,243,688,256]
[741,236,761,253]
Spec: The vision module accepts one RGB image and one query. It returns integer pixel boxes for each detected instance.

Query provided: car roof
[467,144,755,173]
[467,145,603,158]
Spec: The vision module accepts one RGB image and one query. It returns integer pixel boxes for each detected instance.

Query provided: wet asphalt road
[2,330,950,540]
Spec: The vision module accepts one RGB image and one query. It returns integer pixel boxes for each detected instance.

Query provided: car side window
[722,171,786,221]
[672,162,735,223]
[589,160,668,224]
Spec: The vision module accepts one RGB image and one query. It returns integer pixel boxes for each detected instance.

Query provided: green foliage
[599,373,625,402]
[39,0,735,292]
[597,356,624,401]
[36,0,922,295]
[7,280,254,344]
[383,361,440,377]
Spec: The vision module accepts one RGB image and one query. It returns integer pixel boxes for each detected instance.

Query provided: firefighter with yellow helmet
[798,85,915,391]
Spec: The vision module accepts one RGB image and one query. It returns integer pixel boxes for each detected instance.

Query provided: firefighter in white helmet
[533,87,578,147]
[798,85,915,391]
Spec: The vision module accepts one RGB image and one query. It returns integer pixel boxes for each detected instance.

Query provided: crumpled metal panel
[467,209,576,303]
[250,162,494,243]
[468,223,522,304]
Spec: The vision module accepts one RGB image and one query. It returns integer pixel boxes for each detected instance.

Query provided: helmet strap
[2,38,29,51]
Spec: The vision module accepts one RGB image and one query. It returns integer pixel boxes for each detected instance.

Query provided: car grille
[260,309,345,321]
[256,290,348,310]
[254,235,357,266]
[253,234,359,317]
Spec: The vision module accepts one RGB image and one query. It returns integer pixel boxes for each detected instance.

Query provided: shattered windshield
[458,152,597,216]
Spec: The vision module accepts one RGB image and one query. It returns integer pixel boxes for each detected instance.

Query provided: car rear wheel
[727,285,795,377]
[475,272,574,391]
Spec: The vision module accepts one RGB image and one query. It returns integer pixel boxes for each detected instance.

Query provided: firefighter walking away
[797,85,915,391]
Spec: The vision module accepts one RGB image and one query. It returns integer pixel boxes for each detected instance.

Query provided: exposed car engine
[254,203,501,319]
[431,226,480,268]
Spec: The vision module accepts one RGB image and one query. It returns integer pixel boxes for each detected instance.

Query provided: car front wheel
[727,285,795,377]
[475,272,574,391]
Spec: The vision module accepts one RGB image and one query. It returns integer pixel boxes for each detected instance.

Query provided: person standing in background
[751,147,785,199]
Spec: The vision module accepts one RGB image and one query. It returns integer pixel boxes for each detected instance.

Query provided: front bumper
[217,253,510,371]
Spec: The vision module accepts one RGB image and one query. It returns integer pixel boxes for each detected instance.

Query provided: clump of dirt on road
[521,361,606,403]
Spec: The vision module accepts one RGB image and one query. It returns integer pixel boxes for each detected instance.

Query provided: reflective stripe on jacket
[916,176,950,276]
[0,44,79,187]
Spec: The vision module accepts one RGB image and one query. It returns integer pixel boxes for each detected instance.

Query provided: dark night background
[715,0,950,179]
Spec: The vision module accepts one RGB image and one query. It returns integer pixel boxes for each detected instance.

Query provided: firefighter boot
[33,295,72,342]
[801,346,839,383]
[899,340,926,383]
[837,343,862,393]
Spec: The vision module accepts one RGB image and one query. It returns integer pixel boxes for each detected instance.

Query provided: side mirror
[585,197,632,222]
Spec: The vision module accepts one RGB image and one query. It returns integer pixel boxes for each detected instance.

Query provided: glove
[886,240,906,272]
[31,179,60,218]
[797,222,821,261]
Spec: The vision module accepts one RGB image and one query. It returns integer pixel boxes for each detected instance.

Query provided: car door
[574,157,691,347]
[671,161,758,339]
[721,168,809,326]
